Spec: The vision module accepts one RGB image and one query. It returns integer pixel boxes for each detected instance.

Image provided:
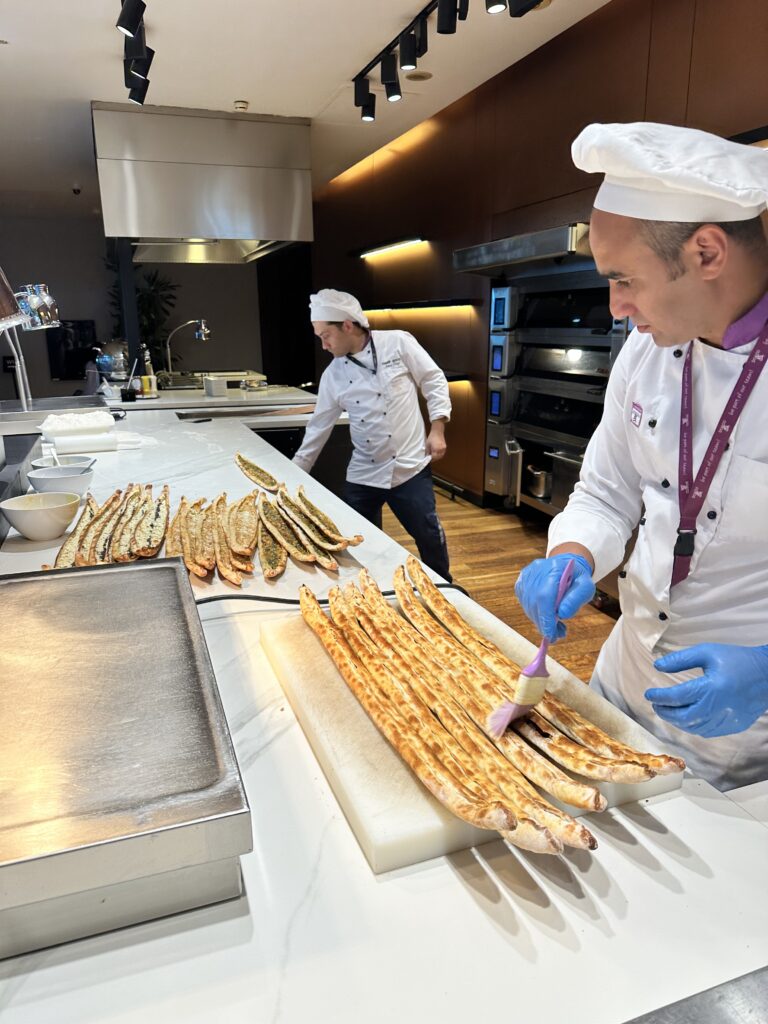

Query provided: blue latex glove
[514,553,595,643]
[647,643,768,738]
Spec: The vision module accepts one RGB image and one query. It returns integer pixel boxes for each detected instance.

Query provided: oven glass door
[518,345,609,381]
[514,388,603,441]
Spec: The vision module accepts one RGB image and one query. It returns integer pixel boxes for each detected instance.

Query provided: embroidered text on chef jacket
[293,330,451,488]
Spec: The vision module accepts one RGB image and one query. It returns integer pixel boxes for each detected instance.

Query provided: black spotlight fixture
[361,96,376,122]
[353,76,370,107]
[380,52,399,85]
[116,0,146,37]
[128,77,150,105]
[130,45,154,79]
[458,0,469,20]
[385,80,403,103]
[415,16,429,57]
[486,0,507,11]
[399,31,417,71]
[123,59,136,89]
[123,21,147,60]
[437,0,457,34]
[509,0,541,15]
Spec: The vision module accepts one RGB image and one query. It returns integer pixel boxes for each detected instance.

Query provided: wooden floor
[382,490,617,682]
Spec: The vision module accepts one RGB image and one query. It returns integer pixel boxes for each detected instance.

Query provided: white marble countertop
[1,414,767,1024]
[108,385,317,411]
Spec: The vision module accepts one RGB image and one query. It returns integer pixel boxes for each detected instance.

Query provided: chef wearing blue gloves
[515,122,768,791]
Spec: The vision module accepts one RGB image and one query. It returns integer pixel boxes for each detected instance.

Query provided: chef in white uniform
[294,289,452,580]
[515,122,768,791]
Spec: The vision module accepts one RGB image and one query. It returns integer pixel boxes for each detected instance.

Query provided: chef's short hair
[639,216,767,278]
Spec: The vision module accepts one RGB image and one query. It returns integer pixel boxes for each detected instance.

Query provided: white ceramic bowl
[30,455,95,470]
[27,466,94,496]
[0,492,80,541]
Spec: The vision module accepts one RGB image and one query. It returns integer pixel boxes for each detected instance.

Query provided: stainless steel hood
[453,223,592,278]
[92,102,313,264]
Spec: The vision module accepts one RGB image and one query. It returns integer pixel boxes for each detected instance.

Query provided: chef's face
[312,321,359,357]
[589,209,713,347]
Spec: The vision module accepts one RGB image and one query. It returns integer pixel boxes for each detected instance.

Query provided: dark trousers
[343,465,451,581]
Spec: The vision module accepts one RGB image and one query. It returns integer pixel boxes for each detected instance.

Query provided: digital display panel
[491,346,503,372]
[490,391,501,416]
[488,446,499,459]
[492,297,506,326]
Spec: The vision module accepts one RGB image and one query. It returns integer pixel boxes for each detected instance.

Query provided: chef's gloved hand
[647,643,768,738]
[514,553,595,643]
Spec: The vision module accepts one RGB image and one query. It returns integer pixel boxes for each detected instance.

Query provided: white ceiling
[0,0,611,219]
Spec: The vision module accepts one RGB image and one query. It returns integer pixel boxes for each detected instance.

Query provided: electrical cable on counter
[195,581,468,609]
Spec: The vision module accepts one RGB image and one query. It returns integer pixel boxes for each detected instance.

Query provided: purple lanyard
[672,322,768,586]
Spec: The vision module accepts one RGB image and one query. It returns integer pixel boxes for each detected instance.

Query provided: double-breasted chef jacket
[294,330,451,489]
[549,299,768,790]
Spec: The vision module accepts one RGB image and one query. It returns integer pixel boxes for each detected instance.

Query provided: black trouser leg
[386,466,451,582]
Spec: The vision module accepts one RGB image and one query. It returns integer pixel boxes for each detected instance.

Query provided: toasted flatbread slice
[235,452,283,492]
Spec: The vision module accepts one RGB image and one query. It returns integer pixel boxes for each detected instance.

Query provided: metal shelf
[519,492,561,517]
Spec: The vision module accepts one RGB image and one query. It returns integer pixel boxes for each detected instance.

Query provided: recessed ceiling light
[0,39,9,45]
[405,70,432,82]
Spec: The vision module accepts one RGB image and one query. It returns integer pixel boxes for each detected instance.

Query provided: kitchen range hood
[92,102,313,264]
[453,223,592,279]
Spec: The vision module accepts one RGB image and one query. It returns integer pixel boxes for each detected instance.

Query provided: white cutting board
[260,593,683,874]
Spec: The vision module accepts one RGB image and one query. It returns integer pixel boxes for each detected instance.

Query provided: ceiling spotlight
[458,0,469,20]
[128,77,150,105]
[116,0,146,37]
[123,22,147,60]
[437,0,457,34]
[415,17,428,57]
[130,45,154,79]
[380,52,398,85]
[509,0,541,14]
[486,0,507,11]
[399,31,417,71]
[353,76,370,107]
[361,96,376,122]
[123,59,136,89]
[385,80,402,103]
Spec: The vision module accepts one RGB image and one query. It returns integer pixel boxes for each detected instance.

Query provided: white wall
[0,213,263,400]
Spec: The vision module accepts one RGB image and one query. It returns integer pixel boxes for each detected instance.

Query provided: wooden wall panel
[645,0,696,124]
[490,0,652,218]
[686,0,768,137]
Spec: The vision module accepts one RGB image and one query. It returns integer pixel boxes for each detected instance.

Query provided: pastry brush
[486,558,575,739]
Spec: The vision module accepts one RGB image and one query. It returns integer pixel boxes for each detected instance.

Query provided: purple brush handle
[521,558,576,678]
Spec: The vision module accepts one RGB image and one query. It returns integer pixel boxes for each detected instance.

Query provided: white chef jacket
[293,330,451,488]
[548,326,768,790]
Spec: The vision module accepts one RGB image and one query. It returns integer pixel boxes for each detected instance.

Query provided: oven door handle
[544,450,584,466]
[504,439,523,507]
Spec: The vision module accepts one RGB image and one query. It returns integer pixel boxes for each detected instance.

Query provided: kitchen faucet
[164,319,211,373]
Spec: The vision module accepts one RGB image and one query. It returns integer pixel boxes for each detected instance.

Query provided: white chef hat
[309,289,369,328]
[572,122,768,222]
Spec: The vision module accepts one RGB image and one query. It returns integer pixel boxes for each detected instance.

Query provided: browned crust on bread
[300,585,518,836]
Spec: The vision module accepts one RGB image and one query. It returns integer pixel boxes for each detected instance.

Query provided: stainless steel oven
[485,422,522,499]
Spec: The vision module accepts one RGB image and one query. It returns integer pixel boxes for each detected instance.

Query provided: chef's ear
[686,224,728,280]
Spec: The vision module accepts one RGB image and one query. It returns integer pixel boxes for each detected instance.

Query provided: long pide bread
[235,452,283,492]
[405,558,685,777]
[295,485,363,547]
[258,493,315,562]
[300,585,517,836]
[356,577,600,846]
[165,497,184,558]
[514,712,655,784]
[406,555,519,679]
[198,504,216,570]
[178,498,208,578]
[337,585,563,853]
[232,494,259,554]
[134,484,170,557]
[537,692,686,775]
[328,588,520,835]
[44,494,99,570]
[97,485,140,563]
[75,489,123,566]
[213,494,243,586]
[257,517,287,579]
[277,488,347,551]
